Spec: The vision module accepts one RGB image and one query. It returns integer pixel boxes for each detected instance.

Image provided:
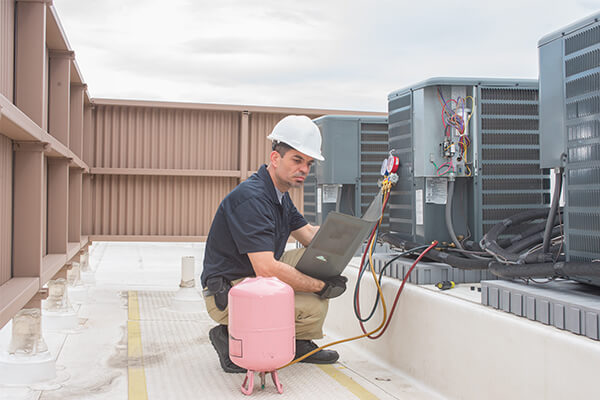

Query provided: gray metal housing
[538,12,600,285]
[388,77,549,245]
[303,115,389,226]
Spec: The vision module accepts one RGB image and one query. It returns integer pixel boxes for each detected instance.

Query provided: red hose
[367,241,438,339]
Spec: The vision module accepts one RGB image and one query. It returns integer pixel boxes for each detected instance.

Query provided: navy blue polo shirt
[201,164,308,287]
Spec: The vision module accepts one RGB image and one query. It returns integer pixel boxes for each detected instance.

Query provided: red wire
[366,240,438,339]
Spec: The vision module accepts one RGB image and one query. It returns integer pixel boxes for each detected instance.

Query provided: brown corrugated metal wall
[93,106,241,170]
[0,0,14,100]
[0,134,12,286]
[88,104,330,239]
[91,175,237,237]
[248,112,283,171]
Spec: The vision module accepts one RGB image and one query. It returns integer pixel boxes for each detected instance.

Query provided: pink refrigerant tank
[228,276,295,395]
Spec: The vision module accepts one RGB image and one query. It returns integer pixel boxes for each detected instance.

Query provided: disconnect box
[387,77,550,246]
[304,115,389,227]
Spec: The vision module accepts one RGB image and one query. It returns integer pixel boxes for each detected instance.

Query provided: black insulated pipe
[542,168,563,254]
[445,180,463,250]
[380,233,491,270]
[489,261,600,279]
[480,208,551,262]
[504,225,562,254]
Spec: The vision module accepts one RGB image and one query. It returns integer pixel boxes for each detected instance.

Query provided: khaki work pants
[204,248,329,340]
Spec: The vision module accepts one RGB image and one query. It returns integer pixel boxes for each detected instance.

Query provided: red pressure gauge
[387,155,400,174]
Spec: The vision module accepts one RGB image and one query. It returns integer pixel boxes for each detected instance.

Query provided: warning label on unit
[322,184,340,203]
[415,189,424,225]
[426,178,447,204]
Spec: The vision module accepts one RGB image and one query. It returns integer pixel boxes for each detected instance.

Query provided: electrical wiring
[436,88,474,174]
[436,161,454,176]
[464,164,472,177]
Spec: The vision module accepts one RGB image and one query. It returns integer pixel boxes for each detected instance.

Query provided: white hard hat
[267,115,324,161]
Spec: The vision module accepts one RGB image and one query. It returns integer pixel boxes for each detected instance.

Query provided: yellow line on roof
[317,364,379,400]
[128,291,148,400]
[129,290,140,321]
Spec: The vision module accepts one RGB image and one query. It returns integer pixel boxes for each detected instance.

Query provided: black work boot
[295,339,339,364]
[208,325,246,373]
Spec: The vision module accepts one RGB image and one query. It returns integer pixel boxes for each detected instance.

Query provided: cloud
[53,0,600,111]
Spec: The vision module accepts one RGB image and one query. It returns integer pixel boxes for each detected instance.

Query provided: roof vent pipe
[170,256,203,312]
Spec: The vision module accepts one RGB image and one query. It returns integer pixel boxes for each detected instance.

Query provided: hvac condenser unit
[539,12,600,286]
[303,115,388,226]
[388,77,550,245]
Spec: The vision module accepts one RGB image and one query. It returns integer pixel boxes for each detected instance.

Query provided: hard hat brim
[267,136,324,161]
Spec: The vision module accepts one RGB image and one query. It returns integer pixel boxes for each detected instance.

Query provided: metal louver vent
[479,86,549,237]
[565,48,600,77]
[388,93,412,237]
[563,19,600,264]
[359,119,389,230]
[565,24,600,55]
[303,173,317,225]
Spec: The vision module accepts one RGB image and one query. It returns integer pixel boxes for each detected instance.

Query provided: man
[201,115,348,373]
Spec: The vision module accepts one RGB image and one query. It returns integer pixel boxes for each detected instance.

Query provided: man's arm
[290,224,319,247]
[247,251,324,293]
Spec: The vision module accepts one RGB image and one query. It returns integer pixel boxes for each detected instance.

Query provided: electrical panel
[303,116,389,226]
[388,77,550,245]
[539,12,600,285]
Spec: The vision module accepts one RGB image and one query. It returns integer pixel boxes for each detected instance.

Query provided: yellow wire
[465,96,475,125]
[281,184,392,368]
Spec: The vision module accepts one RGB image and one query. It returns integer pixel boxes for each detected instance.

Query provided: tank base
[0,351,56,385]
[241,370,283,395]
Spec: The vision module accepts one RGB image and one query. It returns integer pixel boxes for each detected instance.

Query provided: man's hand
[315,275,348,299]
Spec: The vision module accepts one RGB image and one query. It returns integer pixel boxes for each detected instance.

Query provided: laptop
[294,211,378,280]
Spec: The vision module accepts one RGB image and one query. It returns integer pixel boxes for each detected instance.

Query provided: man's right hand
[316,275,348,299]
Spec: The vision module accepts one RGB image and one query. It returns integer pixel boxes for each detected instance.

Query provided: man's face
[271,149,314,191]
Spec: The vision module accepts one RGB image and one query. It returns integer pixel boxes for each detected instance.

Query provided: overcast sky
[53,0,598,112]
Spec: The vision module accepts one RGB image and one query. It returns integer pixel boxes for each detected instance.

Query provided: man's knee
[205,295,229,325]
[295,292,329,320]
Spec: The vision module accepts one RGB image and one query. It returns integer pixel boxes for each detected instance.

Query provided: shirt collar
[274,187,284,204]
[257,164,282,205]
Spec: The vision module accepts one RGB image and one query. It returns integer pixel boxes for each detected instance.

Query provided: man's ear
[270,150,281,167]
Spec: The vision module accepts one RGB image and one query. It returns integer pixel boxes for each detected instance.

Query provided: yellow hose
[281,182,392,368]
